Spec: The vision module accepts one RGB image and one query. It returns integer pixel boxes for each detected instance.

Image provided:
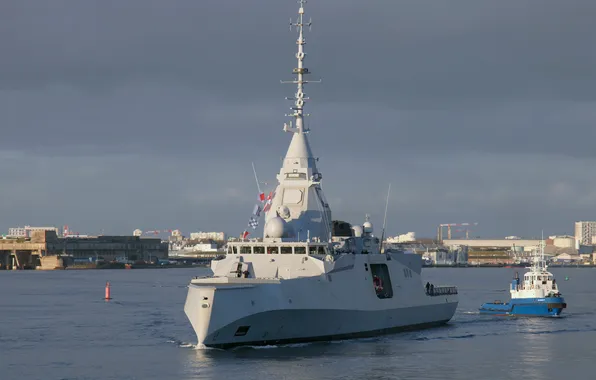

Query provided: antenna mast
[281,0,321,135]
[251,162,262,195]
[541,230,546,270]
[380,183,392,253]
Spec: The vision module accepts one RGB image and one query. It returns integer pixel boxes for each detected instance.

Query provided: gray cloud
[1,0,596,238]
[1,150,594,238]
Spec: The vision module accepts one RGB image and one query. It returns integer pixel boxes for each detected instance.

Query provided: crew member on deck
[373,275,383,294]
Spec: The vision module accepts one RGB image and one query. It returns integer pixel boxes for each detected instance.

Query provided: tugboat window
[309,246,318,255]
[232,246,238,254]
[295,246,306,254]
[317,246,326,255]
[240,246,251,254]
[267,246,279,254]
[370,264,393,299]
[281,246,292,254]
[253,246,265,254]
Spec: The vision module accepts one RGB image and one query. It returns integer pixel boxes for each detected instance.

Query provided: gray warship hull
[184,252,458,349]
[186,291,456,349]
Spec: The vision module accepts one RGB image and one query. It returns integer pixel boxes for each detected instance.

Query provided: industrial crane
[437,222,478,241]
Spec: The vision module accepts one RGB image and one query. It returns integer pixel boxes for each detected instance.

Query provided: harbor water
[1,267,594,380]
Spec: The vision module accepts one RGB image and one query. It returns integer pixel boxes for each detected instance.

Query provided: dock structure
[0,231,48,269]
[0,230,168,270]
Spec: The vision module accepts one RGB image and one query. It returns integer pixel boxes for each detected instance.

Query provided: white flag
[252,204,262,217]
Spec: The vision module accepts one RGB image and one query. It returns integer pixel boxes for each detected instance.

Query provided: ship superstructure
[263,0,330,243]
[184,1,459,349]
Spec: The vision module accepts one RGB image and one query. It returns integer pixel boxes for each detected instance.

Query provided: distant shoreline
[425,264,596,268]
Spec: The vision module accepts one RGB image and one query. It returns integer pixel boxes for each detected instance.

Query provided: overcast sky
[2,0,596,239]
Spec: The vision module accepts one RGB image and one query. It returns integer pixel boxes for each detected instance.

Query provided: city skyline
[2,0,596,238]
[1,222,583,242]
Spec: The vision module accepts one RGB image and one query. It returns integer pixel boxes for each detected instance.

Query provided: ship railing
[427,286,458,296]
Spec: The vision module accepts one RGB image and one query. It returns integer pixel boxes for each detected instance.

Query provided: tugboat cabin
[514,270,559,293]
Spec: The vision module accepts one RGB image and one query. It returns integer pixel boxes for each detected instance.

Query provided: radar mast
[264,0,332,242]
[281,0,320,135]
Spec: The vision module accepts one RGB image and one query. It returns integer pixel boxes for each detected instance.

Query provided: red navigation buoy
[105,281,112,300]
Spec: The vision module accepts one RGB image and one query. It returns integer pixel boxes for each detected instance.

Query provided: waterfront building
[7,226,59,238]
[575,221,596,248]
[0,230,167,270]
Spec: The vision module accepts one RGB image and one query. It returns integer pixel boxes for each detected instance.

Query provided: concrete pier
[1,229,168,270]
[0,242,45,270]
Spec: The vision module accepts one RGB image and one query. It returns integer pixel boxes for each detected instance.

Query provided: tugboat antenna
[541,229,546,270]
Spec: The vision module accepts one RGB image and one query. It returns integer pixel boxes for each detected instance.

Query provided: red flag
[242,231,249,239]
[262,191,275,212]
[259,192,265,202]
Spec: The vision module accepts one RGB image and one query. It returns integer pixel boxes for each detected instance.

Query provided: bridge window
[227,246,233,254]
[267,246,279,254]
[370,264,393,299]
[317,246,326,255]
[309,246,318,255]
[285,173,306,180]
[295,246,306,254]
[240,246,251,254]
[281,246,293,254]
[232,246,238,254]
[253,246,265,254]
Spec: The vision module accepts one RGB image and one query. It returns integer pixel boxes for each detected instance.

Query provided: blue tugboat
[479,238,566,317]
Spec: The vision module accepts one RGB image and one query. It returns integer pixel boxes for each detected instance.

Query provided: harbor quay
[3,224,596,270]
[0,230,168,270]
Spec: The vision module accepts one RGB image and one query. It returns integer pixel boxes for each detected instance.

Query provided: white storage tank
[553,235,575,249]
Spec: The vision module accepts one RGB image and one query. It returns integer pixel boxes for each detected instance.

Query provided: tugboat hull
[479,297,566,317]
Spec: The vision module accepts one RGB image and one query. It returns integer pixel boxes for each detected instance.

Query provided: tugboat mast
[281,0,320,135]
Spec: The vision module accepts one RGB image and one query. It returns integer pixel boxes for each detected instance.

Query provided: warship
[184,0,459,349]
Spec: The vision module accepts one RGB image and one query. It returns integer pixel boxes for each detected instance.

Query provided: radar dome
[351,225,363,237]
[363,221,373,234]
[265,217,287,238]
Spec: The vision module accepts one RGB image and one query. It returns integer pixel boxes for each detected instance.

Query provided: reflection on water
[513,318,555,379]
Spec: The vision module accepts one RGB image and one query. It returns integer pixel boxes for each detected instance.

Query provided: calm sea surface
[1,267,595,380]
